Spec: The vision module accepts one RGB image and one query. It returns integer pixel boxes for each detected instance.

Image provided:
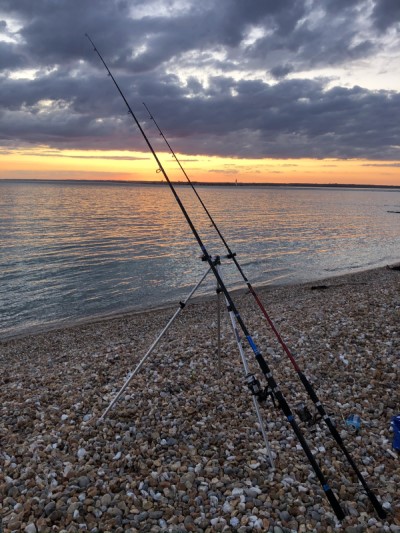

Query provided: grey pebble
[136,511,149,522]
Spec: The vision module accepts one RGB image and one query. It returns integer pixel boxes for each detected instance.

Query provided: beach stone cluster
[1,266,399,532]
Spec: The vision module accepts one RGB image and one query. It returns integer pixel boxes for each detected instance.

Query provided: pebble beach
[1,265,399,533]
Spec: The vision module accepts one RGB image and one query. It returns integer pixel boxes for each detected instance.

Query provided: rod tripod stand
[99,256,275,468]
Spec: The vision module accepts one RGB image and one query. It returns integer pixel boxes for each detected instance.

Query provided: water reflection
[0,181,399,337]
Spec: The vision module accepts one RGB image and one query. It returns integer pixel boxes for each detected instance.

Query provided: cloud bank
[0,0,400,160]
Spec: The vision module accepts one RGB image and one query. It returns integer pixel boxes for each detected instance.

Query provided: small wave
[1,181,400,336]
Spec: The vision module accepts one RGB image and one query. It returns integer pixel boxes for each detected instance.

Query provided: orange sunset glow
[2,1,400,189]
[2,147,400,186]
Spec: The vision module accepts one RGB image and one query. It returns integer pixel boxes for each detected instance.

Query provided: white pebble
[77,448,86,460]
[222,501,232,513]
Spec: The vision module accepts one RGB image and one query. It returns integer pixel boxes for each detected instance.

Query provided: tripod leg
[217,264,275,468]
[98,266,212,422]
[217,284,222,378]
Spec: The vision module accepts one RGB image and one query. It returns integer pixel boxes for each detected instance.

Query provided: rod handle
[325,487,346,521]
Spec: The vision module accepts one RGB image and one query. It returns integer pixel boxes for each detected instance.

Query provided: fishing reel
[246,373,277,407]
[295,402,322,427]
[200,254,221,266]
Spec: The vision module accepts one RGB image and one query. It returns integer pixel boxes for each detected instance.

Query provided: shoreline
[1,264,399,532]
[1,262,398,344]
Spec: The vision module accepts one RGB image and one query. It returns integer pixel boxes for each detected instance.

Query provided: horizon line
[1,178,400,189]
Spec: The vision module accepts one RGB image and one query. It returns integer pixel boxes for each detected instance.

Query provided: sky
[1,0,400,185]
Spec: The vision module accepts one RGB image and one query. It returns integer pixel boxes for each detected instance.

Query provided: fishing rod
[141,104,387,519]
[86,33,345,520]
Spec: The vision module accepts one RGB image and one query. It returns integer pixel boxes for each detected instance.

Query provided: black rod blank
[141,102,386,520]
[86,33,345,521]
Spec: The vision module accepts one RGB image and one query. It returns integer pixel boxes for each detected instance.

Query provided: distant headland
[2,178,400,189]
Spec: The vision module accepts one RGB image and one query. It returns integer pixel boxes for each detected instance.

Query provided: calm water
[1,180,399,339]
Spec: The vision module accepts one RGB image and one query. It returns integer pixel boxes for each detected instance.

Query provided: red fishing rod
[141,102,387,520]
[86,33,346,520]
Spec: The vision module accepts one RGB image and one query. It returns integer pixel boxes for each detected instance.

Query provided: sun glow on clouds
[1,146,400,185]
[242,26,269,48]
[0,147,153,181]
[128,0,193,19]
[0,15,23,43]
[8,69,38,80]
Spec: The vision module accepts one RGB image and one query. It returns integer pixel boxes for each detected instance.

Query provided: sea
[1,180,399,339]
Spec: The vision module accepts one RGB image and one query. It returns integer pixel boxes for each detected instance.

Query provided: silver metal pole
[217,282,222,378]
[217,263,275,469]
[98,267,212,421]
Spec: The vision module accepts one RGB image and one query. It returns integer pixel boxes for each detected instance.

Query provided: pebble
[44,501,56,515]
[280,510,291,521]
[0,266,398,533]
[101,494,112,506]
[77,447,86,460]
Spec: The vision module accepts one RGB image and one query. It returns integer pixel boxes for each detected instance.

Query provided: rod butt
[325,487,346,521]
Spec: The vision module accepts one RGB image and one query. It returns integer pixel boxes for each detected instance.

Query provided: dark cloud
[371,0,400,31]
[0,0,399,162]
[363,162,400,167]
[270,64,294,79]
[27,151,149,161]
[0,41,26,69]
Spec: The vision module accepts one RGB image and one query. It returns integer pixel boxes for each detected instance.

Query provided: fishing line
[86,33,345,520]
[140,102,387,519]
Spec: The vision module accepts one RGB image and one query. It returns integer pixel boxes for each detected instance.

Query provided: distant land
[1,178,400,189]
